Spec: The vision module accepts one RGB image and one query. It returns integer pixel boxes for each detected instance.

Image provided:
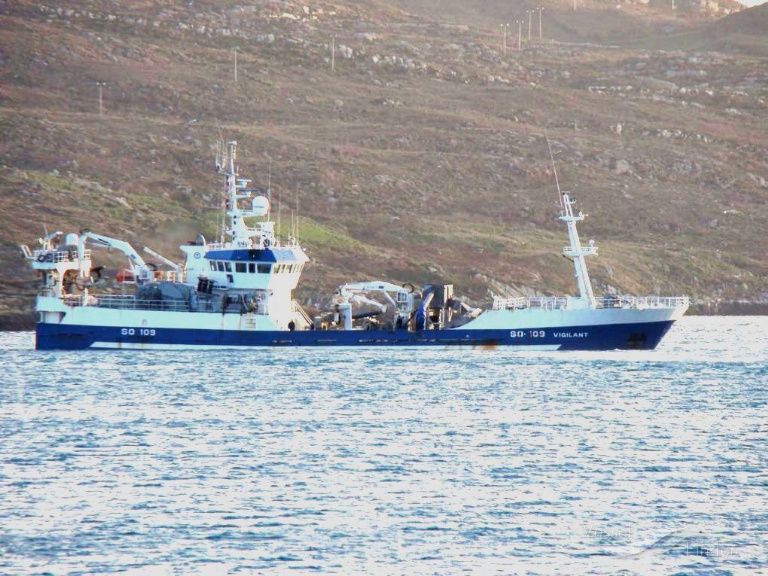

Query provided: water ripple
[1,317,766,574]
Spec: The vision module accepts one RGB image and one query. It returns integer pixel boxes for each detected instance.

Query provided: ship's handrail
[492,296,570,311]
[595,295,690,309]
[291,300,313,326]
[92,295,191,312]
[64,293,268,314]
[33,248,92,263]
[562,245,596,256]
[154,271,179,283]
[492,295,690,311]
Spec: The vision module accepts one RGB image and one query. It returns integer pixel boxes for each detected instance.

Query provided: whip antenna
[545,133,564,210]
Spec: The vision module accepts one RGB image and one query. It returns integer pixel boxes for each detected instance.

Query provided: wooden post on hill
[527,10,532,41]
[96,82,105,117]
[537,7,544,40]
[500,22,509,56]
[331,34,336,72]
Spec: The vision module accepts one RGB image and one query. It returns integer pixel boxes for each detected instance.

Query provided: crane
[80,230,153,284]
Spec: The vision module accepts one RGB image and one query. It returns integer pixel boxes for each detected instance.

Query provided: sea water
[0,316,766,576]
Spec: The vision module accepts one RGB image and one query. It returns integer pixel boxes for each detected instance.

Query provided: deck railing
[94,295,191,312]
[595,295,690,309]
[291,300,314,326]
[63,293,271,314]
[33,249,92,263]
[492,295,690,311]
[492,296,570,311]
[61,292,690,314]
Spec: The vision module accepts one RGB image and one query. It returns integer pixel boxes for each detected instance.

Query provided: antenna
[219,207,225,244]
[267,156,272,218]
[277,189,282,241]
[295,186,300,246]
[216,128,224,167]
[545,132,564,210]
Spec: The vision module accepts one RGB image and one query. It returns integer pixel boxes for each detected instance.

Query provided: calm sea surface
[1,316,766,576]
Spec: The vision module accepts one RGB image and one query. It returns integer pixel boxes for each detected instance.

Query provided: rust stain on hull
[475,343,498,351]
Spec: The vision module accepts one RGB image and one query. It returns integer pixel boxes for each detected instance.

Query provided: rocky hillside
[1,0,766,328]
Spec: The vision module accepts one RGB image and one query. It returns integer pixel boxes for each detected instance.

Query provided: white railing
[595,295,690,309]
[63,293,272,314]
[94,295,190,312]
[154,270,179,283]
[493,295,689,311]
[291,300,314,326]
[61,294,88,307]
[562,246,596,256]
[493,296,569,311]
[33,249,92,263]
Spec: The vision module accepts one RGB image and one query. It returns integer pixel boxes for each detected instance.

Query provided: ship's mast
[218,140,241,244]
[546,135,597,308]
[216,140,273,249]
[559,192,597,308]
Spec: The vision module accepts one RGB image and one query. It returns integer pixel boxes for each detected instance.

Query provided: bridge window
[257,264,271,274]
[216,261,225,272]
[235,263,246,273]
[248,263,255,273]
[210,261,216,271]
[224,262,232,272]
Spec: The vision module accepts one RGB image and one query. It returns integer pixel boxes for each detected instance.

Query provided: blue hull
[36,320,675,351]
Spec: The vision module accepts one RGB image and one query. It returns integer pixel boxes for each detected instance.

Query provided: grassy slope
[0,0,766,327]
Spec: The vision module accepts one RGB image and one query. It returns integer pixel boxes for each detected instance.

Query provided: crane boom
[143,246,180,271]
[81,230,152,283]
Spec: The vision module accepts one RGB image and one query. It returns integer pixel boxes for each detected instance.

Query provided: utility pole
[96,81,105,117]
[527,10,532,41]
[500,22,509,56]
[517,19,522,50]
[233,48,238,83]
[331,34,336,72]
[538,7,544,40]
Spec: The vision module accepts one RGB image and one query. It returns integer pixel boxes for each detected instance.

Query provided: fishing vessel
[20,140,688,351]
